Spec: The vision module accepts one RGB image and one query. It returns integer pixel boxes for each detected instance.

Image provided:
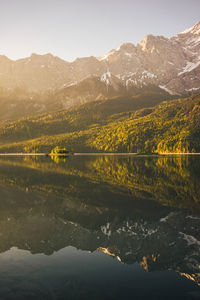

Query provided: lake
[0,155,199,299]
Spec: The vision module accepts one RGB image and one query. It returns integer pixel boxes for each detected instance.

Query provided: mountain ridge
[0,22,200,95]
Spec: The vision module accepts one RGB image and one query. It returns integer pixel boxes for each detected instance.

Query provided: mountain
[0,77,172,122]
[0,84,172,122]
[0,22,200,96]
[0,53,71,91]
[0,94,199,153]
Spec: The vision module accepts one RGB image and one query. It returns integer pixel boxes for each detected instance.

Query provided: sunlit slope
[0,87,171,143]
[0,94,199,153]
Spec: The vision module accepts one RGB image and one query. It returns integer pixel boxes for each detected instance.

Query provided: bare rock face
[0,53,72,91]
[100,21,200,94]
[0,22,199,95]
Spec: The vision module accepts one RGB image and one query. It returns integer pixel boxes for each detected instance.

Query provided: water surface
[0,155,199,299]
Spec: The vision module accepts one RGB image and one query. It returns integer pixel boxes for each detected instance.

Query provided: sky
[0,0,199,61]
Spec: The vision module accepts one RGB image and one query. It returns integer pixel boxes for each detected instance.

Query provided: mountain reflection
[0,155,199,286]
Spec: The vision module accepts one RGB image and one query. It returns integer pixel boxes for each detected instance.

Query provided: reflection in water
[50,154,68,163]
[0,155,199,299]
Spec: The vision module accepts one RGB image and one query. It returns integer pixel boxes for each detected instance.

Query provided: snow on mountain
[178,57,200,76]
[0,22,200,95]
[101,70,111,85]
[180,21,200,35]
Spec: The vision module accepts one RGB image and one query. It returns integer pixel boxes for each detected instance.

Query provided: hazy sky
[0,0,199,61]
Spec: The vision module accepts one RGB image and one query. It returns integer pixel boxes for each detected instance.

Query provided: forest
[0,94,199,154]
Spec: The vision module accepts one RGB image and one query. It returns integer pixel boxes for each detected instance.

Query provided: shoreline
[0,152,200,157]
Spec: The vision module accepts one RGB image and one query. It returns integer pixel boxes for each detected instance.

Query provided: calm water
[0,155,199,300]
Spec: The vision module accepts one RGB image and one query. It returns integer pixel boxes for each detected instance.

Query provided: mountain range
[0,22,200,98]
[0,22,200,153]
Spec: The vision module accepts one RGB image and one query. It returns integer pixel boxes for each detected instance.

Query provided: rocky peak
[192,21,200,34]
[0,22,200,95]
[172,21,200,55]
[74,55,99,63]
[98,49,117,61]
[0,55,11,61]
[29,52,64,63]
[138,34,169,52]
[180,21,200,35]
[119,42,136,52]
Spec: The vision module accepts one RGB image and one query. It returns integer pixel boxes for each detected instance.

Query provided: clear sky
[0,0,199,61]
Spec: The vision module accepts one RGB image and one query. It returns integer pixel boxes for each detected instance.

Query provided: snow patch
[101,70,111,85]
[142,70,157,79]
[126,78,137,86]
[159,85,173,95]
[124,52,132,58]
[101,222,111,237]
[64,81,77,87]
[160,212,175,222]
[116,221,157,237]
[186,87,200,92]
[179,232,200,246]
[178,57,200,76]
[121,72,136,81]
[186,215,200,220]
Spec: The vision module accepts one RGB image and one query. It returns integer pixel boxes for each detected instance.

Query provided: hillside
[0,94,199,153]
[0,82,171,121]
[0,87,172,143]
